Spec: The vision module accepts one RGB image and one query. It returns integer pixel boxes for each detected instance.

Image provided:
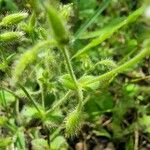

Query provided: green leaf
[79,75,99,90]
[31,138,49,150]
[93,128,111,139]
[16,129,26,150]
[21,106,38,118]
[4,0,18,11]
[0,116,7,126]
[95,93,114,111]
[90,59,117,72]
[51,136,68,150]
[85,92,114,117]
[0,90,15,106]
[59,74,76,90]
[45,110,63,127]
[125,137,134,150]
[0,137,12,148]
[80,17,125,39]
[139,115,150,133]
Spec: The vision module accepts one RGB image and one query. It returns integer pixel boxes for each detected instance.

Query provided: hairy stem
[61,47,78,87]
[18,83,43,115]
[61,46,83,104]
[134,129,139,150]
[84,47,150,86]
[40,83,45,110]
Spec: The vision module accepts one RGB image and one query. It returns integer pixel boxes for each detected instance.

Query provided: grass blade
[74,0,111,40]
[79,17,125,39]
[72,6,145,59]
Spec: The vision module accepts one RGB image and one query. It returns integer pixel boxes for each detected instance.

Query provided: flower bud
[46,5,69,45]
[0,31,24,42]
[65,108,82,137]
[0,12,28,26]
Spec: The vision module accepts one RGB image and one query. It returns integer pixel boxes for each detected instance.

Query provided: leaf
[96,92,114,111]
[139,115,150,133]
[85,92,114,117]
[51,136,68,150]
[0,137,12,148]
[4,0,18,11]
[21,106,38,119]
[0,90,15,106]
[79,75,99,90]
[125,137,134,150]
[72,6,145,59]
[16,130,26,150]
[31,138,49,150]
[59,74,76,90]
[45,110,63,127]
[80,17,125,39]
[0,116,7,126]
[90,59,117,71]
[93,128,111,138]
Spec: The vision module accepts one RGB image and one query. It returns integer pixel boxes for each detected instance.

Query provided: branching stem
[84,47,150,86]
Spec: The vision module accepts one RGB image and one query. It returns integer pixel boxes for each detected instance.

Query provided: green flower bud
[0,12,28,26]
[13,50,36,82]
[65,108,82,137]
[46,5,69,45]
[0,31,24,42]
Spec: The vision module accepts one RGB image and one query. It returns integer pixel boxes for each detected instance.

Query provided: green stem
[1,89,7,110]
[39,82,45,110]
[84,47,150,86]
[18,83,43,115]
[15,98,19,115]
[77,87,83,110]
[61,47,78,87]
[41,85,45,110]
[131,75,150,82]
[61,46,83,104]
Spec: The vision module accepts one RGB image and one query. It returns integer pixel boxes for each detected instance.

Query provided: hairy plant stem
[134,129,139,150]
[18,83,43,115]
[1,89,8,111]
[38,81,46,111]
[84,47,150,86]
[41,84,45,110]
[61,46,83,105]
